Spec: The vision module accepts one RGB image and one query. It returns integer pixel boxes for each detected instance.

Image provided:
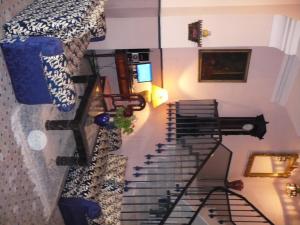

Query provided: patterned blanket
[4,0,107,43]
[2,0,107,75]
[61,127,126,225]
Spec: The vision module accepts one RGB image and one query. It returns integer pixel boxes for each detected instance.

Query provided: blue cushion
[42,54,76,112]
[0,37,64,104]
[1,36,76,111]
[90,36,105,42]
[59,197,102,225]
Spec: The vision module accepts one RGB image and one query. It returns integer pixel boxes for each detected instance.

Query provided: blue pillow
[59,197,102,225]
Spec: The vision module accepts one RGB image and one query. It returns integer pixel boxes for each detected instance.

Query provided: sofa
[60,127,127,225]
[0,0,107,111]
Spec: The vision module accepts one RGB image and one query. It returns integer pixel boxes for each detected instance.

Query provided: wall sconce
[151,85,168,108]
[188,20,211,47]
[201,29,211,38]
[277,156,287,161]
[286,183,300,197]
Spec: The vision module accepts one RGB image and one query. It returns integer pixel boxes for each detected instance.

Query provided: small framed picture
[198,49,251,82]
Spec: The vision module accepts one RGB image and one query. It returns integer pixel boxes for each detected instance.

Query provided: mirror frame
[244,153,298,178]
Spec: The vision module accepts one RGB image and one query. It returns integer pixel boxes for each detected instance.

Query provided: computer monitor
[137,63,152,83]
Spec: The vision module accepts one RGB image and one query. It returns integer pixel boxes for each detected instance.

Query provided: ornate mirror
[244,153,298,178]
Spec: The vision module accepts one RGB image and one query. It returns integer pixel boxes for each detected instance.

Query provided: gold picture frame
[198,49,251,82]
[244,153,298,178]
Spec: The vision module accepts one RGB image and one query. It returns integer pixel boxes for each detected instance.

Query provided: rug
[10,100,78,221]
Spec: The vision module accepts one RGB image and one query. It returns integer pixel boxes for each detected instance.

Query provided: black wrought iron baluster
[134,166,198,170]
[187,187,275,225]
[121,99,223,225]
[144,159,202,165]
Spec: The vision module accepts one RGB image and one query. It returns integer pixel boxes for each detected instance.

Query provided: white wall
[89,0,159,49]
[161,14,273,48]
[161,5,300,20]
[161,3,300,49]
[105,0,158,18]
[88,17,159,49]
[285,61,300,135]
[162,0,300,8]
[106,0,158,9]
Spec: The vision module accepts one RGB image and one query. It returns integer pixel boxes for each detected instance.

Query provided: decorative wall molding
[271,55,300,105]
[270,15,300,105]
[269,15,300,55]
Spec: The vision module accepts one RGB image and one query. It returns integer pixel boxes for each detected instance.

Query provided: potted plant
[113,107,136,135]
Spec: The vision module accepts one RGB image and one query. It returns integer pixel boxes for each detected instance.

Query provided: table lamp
[151,85,168,108]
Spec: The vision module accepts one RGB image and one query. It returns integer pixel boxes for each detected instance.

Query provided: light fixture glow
[151,85,168,108]
[286,183,300,197]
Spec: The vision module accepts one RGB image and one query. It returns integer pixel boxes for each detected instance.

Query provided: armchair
[1,37,76,112]
[0,0,108,112]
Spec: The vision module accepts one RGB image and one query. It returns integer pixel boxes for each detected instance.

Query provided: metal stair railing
[157,100,222,225]
[121,100,224,225]
[121,99,274,225]
[188,187,275,225]
[157,143,221,225]
[121,139,221,225]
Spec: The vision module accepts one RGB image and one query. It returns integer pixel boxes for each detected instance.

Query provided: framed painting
[198,49,251,82]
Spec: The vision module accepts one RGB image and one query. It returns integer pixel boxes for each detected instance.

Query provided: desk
[45,75,106,166]
[86,50,133,96]
[115,50,132,96]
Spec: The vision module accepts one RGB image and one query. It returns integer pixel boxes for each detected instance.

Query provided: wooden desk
[86,50,133,96]
[115,50,132,96]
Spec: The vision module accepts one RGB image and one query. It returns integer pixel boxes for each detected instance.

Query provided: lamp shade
[151,85,168,108]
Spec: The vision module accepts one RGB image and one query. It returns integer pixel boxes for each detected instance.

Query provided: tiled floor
[0,1,64,224]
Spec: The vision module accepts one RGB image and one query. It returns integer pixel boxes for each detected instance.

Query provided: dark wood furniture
[86,50,133,96]
[45,75,106,166]
[115,50,132,96]
[102,93,146,116]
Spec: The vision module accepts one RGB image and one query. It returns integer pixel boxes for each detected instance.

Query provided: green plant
[113,108,136,135]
